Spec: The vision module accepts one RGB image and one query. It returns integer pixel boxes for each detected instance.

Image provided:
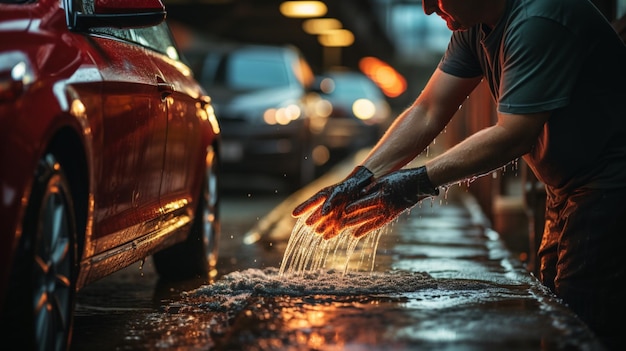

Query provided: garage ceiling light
[280,1,327,18]
[318,29,354,47]
[302,18,342,34]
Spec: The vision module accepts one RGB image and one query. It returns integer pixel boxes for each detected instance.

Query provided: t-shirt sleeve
[438,31,483,78]
[498,17,586,114]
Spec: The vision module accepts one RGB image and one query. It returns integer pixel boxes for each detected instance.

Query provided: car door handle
[156,76,174,99]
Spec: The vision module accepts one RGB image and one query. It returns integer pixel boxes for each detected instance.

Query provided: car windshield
[330,76,381,100]
[216,52,292,90]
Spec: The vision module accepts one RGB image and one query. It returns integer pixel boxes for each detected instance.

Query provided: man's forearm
[362,104,446,179]
[424,123,533,187]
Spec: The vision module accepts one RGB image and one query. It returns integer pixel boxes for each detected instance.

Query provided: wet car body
[184,43,321,189]
[315,70,392,152]
[0,0,221,349]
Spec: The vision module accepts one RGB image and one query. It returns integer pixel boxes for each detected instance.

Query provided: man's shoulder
[512,0,599,23]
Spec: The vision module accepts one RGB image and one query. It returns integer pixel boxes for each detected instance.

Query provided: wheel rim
[33,162,73,351]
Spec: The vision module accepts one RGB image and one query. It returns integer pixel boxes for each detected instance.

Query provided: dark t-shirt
[439,0,626,194]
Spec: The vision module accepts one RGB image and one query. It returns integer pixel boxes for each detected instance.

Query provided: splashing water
[279,210,391,277]
[186,267,434,299]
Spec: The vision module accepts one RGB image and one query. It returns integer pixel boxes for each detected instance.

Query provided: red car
[0,0,221,349]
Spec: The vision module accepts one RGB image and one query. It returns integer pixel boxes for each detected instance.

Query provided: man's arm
[361,68,482,178]
[425,109,548,187]
[360,67,548,188]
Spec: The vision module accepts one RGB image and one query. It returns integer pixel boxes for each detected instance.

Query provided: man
[293,0,626,348]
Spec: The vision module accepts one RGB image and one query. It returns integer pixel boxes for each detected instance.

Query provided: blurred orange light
[312,145,330,166]
[264,108,278,125]
[314,98,332,117]
[319,77,335,93]
[318,29,354,47]
[280,1,327,18]
[302,18,342,34]
[358,56,407,98]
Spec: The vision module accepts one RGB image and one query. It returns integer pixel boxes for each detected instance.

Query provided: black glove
[292,166,374,239]
[343,166,439,238]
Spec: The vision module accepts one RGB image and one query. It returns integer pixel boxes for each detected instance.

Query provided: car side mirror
[69,0,166,31]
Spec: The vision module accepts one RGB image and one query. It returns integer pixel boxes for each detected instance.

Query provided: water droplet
[138,258,145,277]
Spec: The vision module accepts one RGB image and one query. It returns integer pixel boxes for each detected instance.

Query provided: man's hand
[292,166,374,239]
[343,166,439,238]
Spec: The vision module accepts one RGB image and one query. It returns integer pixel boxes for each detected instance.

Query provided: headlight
[263,103,301,125]
[352,98,376,120]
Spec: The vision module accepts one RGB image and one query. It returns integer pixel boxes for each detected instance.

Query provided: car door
[85,25,167,251]
[133,23,207,216]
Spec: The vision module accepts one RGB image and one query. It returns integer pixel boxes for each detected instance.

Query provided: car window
[217,52,291,89]
[197,53,222,86]
[331,78,367,96]
[78,0,180,60]
[130,24,180,60]
[329,75,383,100]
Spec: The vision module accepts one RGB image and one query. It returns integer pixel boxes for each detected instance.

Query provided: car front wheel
[2,153,77,351]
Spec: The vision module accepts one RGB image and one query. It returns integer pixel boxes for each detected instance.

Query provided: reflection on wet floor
[147,269,597,350]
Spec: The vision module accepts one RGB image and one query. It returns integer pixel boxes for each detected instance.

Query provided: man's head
[422,0,504,31]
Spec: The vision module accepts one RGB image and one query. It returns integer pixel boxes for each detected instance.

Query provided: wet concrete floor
[72,156,607,350]
[200,182,603,350]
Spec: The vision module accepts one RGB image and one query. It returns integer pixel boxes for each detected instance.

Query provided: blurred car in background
[314,70,392,154]
[0,0,221,349]
[184,43,324,190]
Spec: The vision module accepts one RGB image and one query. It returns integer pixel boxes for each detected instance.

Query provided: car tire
[1,153,77,351]
[153,145,220,281]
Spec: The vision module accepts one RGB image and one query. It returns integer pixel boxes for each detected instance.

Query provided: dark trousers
[539,187,626,350]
